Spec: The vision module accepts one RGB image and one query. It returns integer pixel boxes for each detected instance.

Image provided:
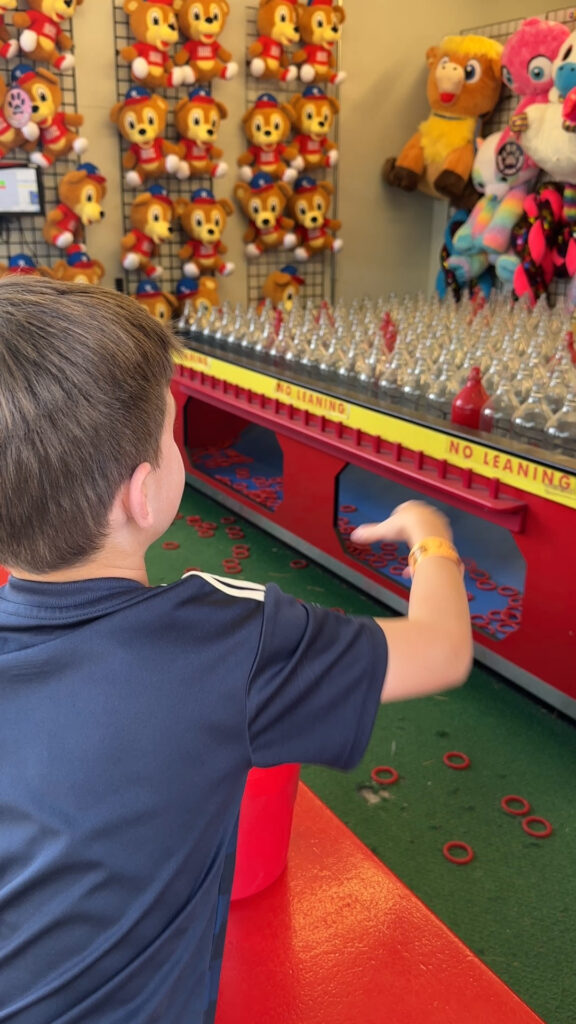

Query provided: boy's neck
[9,556,150,587]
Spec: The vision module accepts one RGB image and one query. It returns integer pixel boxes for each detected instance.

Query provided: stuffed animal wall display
[383,35,503,205]
[43,163,107,248]
[0,1,19,60]
[248,0,300,84]
[12,64,87,167]
[121,0,195,90]
[287,85,339,171]
[0,73,39,157]
[175,86,228,180]
[173,0,238,83]
[176,187,235,277]
[293,0,345,86]
[121,184,175,278]
[0,252,51,276]
[261,263,304,310]
[110,85,183,187]
[133,279,179,320]
[14,0,84,72]
[175,273,220,313]
[50,245,106,284]
[234,172,296,257]
[238,93,297,184]
[287,174,342,259]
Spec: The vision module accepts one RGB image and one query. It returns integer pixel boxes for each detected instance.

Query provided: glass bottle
[511,385,553,448]
[544,391,576,457]
[479,380,520,437]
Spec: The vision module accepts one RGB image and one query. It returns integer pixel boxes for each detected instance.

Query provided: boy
[0,278,472,1023]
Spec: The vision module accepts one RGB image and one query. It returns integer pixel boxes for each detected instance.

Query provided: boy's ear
[125,462,155,528]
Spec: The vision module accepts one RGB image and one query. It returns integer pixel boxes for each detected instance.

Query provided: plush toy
[121,184,175,278]
[42,163,106,249]
[49,245,105,284]
[174,86,228,181]
[175,273,220,314]
[436,210,493,302]
[0,252,51,277]
[173,0,238,83]
[293,0,346,87]
[11,64,87,168]
[261,264,304,310]
[0,1,19,60]
[133,279,179,321]
[383,35,503,205]
[238,93,297,184]
[14,0,84,72]
[248,0,299,84]
[287,85,338,171]
[0,73,39,157]
[495,184,565,306]
[120,0,194,90]
[110,85,183,188]
[287,175,341,260]
[176,187,235,277]
[234,172,296,258]
[498,18,569,174]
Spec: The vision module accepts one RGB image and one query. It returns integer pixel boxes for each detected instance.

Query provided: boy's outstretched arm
[352,502,473,703]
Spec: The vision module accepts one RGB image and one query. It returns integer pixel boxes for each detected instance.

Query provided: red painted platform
[216,784,544,1024]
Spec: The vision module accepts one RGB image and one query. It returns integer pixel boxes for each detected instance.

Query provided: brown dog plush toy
[248,0,299,84]
[0,252,52,277]
[293,0,345,86]
[383,35,503,204]
[120,0,194,90]
[175,273,220,315]
[261,263,304,310]
[175,85,228,181]
[234,172,296,258]
[288,175,342,260]
[0,72,39,157]
[287,85,339,172]
[43,163,107,249]
[0,1,19,59]
[11,64,88,168]
[14,0,84,72]
[49,245,106,284]
[176,187,235,277]
[133,279,179,321]
[121,184,175,278]
[110,85,183,188]
[238,93,297,184]
[173,0,238,83]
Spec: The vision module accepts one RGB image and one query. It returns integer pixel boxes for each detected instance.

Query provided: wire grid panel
[243,4,340,308]
[0,1,80,272]
[112,0,216,297]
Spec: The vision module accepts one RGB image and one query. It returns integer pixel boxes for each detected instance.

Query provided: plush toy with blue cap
[14,0,84,72]
[13,64,88,168]
[120,0,195,90]
[293,0,346,86]
[49,245,106,285]
[238,93,297,184]
[287,85,339,171]
[43,163,107,250]
[175,187,235,277]
[234,171,296,258]
[287,175,342,260]
[248,0,299,83]
[175,274,220,315]
[132,279,179,322]
[174,86,228,181]
[121,185,175,279]
[0,252,52,278]
[260,264,305,311]
[110,85,184,188]
[173,0,238,83]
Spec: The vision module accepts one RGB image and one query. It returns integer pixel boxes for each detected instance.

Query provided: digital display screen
[0,165,43,216]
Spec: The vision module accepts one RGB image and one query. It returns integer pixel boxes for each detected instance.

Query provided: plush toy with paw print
[384,35,503,205]
[120,0,195,90]
[175,86,228,180]
[248,0,300,84]
[293,0,345,86]
[287,174,342,260]
[12,64,88,168]
[234,172,296,258]
[173,0,238,82]
[238,93,297,184]
[110,85,183,187]
[0,72,39,157]
[14,0,84,72]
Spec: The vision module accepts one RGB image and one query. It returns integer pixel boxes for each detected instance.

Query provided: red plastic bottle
[451,366,489,430]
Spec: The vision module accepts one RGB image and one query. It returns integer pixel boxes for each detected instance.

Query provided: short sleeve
[246,584,388,771]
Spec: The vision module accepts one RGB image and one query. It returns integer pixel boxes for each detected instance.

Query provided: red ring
[498,586,519,597]
[443,841,474,865]
[290,560,308,569]
[221,516,236,524]
[186,515,201,525]
[507,597,523,609]
[469,569,490,581]
[371,766,399,786]
[497,621,518,634]
[522,816,553,838]
[388,565,407,576]
[340,504,357,513]
[162,541,180,550]
[476,580,497,591]
[174,514,184,521]
[471,614,489,627]
[443,751,470,770]
[501,609,522,623]
[501,795,531,816]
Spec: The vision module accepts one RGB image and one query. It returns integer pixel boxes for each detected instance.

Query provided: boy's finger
[350,522,397,544]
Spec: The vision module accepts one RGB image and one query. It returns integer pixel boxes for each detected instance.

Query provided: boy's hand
[350,501,453,550]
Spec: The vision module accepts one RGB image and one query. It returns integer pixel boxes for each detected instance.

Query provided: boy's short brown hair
[0,277,180,574]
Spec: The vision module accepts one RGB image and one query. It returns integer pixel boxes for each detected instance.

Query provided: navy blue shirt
[0,571,387,1023]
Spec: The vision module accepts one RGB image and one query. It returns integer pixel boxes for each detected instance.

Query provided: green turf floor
[147,485,576,1024]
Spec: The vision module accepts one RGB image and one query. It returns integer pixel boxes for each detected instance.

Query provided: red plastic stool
[231,764,300,900]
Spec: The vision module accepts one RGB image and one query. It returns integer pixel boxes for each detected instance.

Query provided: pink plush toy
[499,18,570,172]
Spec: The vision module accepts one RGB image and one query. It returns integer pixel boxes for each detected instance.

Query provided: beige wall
[73,0,548,301]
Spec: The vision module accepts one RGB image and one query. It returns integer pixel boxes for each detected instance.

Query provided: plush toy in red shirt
[287,85,339,171]
[234,171,297,258]
[120,0,195,90]
[176,187,235,277]
[248,0,300,83]
[174,86,228,181]
[110,85,184,188]
[0,0,19,60]
[14,0,84,72]
[293,0,346,86]
[121,184,175,279]
[43,163,107,249]
[11,64,88,168]
[173,0,238,82]
[238,93,297,184]
[287,175,342,260]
